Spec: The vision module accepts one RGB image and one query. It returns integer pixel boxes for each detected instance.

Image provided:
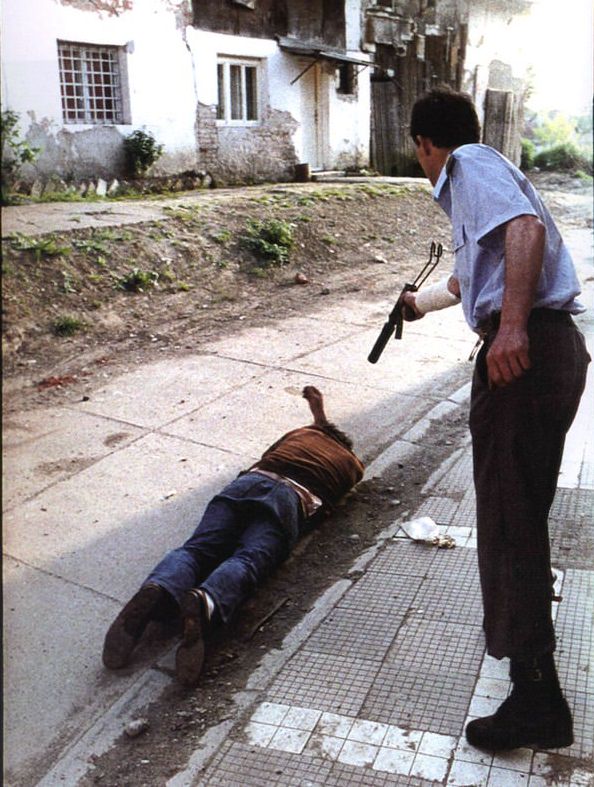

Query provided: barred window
[216,59,260,124]
[58,41,126,124]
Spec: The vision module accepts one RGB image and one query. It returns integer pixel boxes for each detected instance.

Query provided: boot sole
[175,593,206,687]
[466,726,574,751]
[102,618,136,669]
[102,585,163,669]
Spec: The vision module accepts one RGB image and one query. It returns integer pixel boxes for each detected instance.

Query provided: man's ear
[418,136,433,156]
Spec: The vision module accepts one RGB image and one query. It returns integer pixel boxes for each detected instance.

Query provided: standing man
[403,87,590,751]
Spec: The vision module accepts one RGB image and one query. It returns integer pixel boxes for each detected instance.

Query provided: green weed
[240,218,294,268]
[60,271,77,293]
[116,267,159,292]
[73,237,109,255]
[212,229,232,244]
[9,233,70,259]
[163,204,201,222]
[52,315,84,336]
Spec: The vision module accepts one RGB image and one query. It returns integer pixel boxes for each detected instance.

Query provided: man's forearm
[485,214,545,387]
[500,215,545,328]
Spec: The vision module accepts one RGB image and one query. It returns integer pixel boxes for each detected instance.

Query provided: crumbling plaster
[186,27,370,182]
[2,0,198,182]
[3,0,370,185]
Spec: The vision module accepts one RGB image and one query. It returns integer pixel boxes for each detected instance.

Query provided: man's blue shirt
[433,143,584,331]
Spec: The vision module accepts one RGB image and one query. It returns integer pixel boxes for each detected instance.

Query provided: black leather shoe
[466,692,574,751]
[175,590,209,688]
[102,584,166,669]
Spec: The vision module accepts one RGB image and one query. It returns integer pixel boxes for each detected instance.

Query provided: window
[337,63,356,95]
[58,41,127,124]
[216,59,260,124]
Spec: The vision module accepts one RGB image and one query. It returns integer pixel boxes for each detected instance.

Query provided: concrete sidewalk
[3,221,593,786]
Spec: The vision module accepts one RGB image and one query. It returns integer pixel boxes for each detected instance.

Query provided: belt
[249,468,322,518]
[478,308,573,337]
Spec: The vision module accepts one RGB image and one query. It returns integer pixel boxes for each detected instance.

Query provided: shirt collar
[432,160,449,201]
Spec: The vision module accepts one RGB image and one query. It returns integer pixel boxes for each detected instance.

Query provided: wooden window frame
[216,57,261,126]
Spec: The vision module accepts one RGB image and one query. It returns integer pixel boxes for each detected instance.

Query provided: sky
[518,0,593,116]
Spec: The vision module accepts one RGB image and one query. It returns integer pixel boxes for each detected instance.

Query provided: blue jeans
[144,473,302,623]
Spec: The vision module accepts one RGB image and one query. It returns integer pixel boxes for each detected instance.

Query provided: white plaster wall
[186,27,370,169]
[327,64,371,167]
[2,1,373,179]
[1,0,197,166]
[345,0,363,51]
[186,29,279,108]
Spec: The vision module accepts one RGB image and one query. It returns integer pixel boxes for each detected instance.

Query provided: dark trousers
[144,473,301,623]
[469,312,590,659]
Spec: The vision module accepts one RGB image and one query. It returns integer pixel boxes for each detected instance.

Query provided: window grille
[58,41,124,124]
[216,59,260,124]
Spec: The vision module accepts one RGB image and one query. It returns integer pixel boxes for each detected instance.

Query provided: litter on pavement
[396,516,456,549]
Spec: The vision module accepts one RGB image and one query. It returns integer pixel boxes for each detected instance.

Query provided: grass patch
[52,315,85,336]
[116,267,159,292]
[240,218,294,268]
[163,204,202,222]
[9,233,70,260]
[212,229,232,244]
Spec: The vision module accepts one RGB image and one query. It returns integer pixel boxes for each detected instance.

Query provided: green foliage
[116,267,159,292]
[123,130,164,176]
[73,237,109,255]
[533,114,576,149]
[53,315,84,336]
[9,233,70,260]
[533,143,592,173]
[1,110,40,202]
[60,270,77,294]
[212,229,232,244]
[240,219,294,267]
[520,138,536,171]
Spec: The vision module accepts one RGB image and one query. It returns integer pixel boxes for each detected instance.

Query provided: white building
[1,0,372,185]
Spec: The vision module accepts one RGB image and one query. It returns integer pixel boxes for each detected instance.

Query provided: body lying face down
[103,386,364,686]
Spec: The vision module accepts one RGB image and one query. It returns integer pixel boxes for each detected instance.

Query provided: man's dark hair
[410,87,481,148]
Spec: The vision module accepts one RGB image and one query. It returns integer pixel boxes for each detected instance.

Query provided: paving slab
[210,313,359,365]
[3,556,138,779]
[2,406,147,511]
[163,367,436,463]
[3,432,240,600]
[289,327,472,400]
[74,354,263,429]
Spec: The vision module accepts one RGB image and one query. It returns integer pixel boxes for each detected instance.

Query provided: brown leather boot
[175,589,209,688]
[102,584,168,669]
[466,655,573,751]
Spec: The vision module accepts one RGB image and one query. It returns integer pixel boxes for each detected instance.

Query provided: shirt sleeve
[451,151,538,243]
